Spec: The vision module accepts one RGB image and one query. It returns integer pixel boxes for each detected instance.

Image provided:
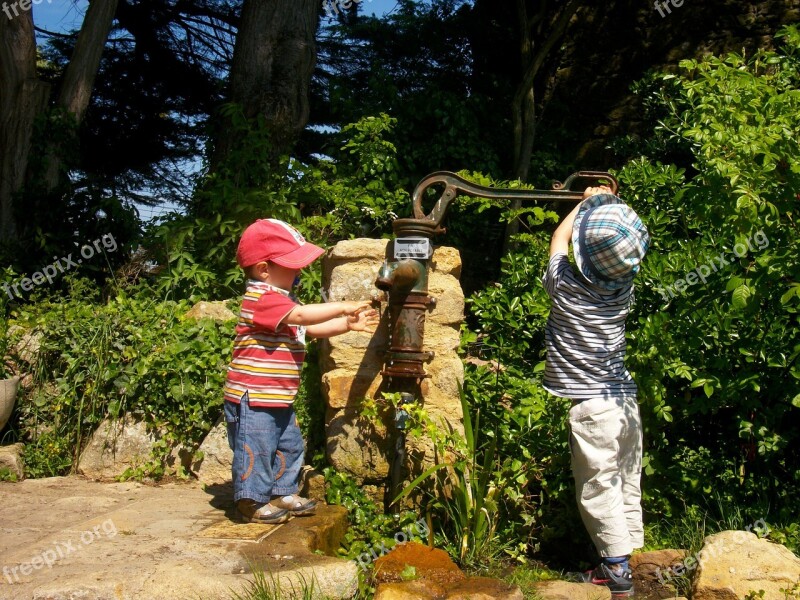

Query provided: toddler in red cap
[223,219,378,523]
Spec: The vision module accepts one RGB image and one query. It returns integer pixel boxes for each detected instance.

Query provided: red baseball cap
[236,219,325,269]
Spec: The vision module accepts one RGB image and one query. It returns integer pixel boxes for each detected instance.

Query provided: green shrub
[11,283,233,478]
[624,24,800,522]
[152,111,408,301]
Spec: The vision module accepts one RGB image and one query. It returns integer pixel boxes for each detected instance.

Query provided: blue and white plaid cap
[572,193,650,291]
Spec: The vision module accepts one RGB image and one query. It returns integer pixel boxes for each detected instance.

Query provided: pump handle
[411,170,619,227]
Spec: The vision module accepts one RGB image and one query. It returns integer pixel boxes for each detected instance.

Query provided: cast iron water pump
[378,170,619,507]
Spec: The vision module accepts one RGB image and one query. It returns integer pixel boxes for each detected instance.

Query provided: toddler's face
[266,262,300,290]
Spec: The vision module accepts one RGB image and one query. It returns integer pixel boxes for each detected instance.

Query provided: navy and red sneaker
[579,562,635,597]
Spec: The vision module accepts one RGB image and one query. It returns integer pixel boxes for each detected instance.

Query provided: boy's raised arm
[550,201,582,257]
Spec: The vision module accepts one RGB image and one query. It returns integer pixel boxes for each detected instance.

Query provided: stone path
[0,476,358,600]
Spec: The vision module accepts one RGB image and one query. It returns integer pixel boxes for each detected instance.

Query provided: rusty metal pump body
[376,170,619,382]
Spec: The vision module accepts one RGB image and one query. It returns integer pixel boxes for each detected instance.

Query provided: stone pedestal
[320,239,465,494]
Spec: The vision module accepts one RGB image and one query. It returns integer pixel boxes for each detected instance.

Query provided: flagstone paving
[0,476,357,600]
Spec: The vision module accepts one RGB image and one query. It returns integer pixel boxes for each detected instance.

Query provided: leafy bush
[152,110,408,301]
[623,24,800,522]
[10,282,233,478]
[447,26,800,567]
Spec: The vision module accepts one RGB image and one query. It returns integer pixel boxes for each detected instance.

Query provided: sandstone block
[323,322,390,371]
[193,419,233,486]
[374,541,464,585]
[374,577,523,600]
[0,442,24,480]
[183,300,237,322]
[430,246,462,278]
[326,261,384,302]
[630,548,688,581]
[77,415,159,480]
[299,465,326,501]
[692,530,800,600]
[326,407,391,480]
[446,577,523,600]
[375,580,443,600]
[427,273,465,326]
[532,580,611,600]
[326,238,389,261]
[322,370,383,409]
[424,356,465,400]
[10,326,42,367]
[419,321,461,354]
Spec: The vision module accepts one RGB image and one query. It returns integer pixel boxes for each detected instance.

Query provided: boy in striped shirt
[224,219,379,524]
[543,186,650,597]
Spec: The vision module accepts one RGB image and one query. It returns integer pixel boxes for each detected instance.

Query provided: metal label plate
[394,237,432,260]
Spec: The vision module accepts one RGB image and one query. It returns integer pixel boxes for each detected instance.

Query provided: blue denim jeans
[224,392,305,503]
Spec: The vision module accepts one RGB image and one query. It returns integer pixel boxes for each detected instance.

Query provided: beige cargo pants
[568,395,644,558]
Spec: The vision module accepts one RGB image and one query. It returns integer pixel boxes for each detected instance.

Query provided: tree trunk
[0,10,50,243]
[213,0,320,170]
[43,0,119,191]
[503,0,582,251]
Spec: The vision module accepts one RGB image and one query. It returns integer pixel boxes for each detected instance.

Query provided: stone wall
[320,239,465,492]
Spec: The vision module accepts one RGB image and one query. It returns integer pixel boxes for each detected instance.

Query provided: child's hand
[347,308,380,333]
[582,185,614,200]
[340,300,373,316]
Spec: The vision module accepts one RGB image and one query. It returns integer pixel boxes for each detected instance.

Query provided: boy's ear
[246,261,270,280]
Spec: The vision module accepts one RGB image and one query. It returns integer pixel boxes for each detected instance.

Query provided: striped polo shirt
[542,253,637,401]
[223,280,306,408]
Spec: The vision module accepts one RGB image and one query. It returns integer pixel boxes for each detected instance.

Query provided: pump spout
[375,259,425,292]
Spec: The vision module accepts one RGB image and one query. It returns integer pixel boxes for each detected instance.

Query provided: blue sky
[34,0,401,35]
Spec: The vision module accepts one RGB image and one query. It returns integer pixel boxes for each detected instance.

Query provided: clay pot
[0,376,20,431]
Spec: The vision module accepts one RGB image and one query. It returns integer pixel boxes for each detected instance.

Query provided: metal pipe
[388,392,413,511]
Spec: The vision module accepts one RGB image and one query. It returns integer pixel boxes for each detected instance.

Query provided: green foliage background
[2,25,799,572]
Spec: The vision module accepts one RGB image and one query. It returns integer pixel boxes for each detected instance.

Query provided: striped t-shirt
[223,280,306,408]
[542,253,637,400]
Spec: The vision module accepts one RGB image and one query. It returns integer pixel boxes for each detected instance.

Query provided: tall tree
[0,10,49,243]
[501,0,585,247]
[212,0,321,171]
[43,0,120,190]
[510,0,583,181]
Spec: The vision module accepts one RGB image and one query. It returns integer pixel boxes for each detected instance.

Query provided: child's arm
[550,185,613,257]
[550,202,582,257]
[283,300,372,327]
[305,307,380,338]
